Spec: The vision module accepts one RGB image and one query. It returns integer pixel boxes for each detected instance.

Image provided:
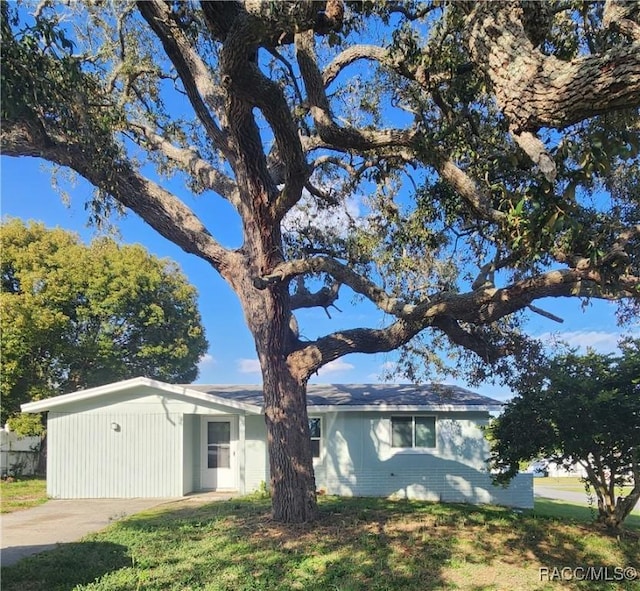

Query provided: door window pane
[309,418,321,438]
[391,417,413,447]
[208,422,230,445]
[207,421,231,468]
[208,445,230,469]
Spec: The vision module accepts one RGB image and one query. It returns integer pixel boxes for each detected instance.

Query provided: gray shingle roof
[186,383,502,409]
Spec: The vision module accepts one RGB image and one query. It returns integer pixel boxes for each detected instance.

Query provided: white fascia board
[21,376,152,412]
[181,387,262,414]
[21,377,262,415]
[306,404,503,413]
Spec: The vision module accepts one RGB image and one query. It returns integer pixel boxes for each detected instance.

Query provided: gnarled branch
[136,1,233,162]
[296,30,418,152]
[131,124,241,208]
[2,118,233,273]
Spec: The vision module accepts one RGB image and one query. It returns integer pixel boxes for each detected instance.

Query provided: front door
[201,417,236,490]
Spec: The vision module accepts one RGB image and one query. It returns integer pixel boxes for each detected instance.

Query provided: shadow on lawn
[1,541,130,591]
[116,496,640,590]
[2,497,638,591]
[115,496,457,590]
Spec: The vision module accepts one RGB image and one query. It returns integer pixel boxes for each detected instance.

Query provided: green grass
[2,495,639,591]
[537,477,634,496]
[0,477,47,513]
[533,498,640,530]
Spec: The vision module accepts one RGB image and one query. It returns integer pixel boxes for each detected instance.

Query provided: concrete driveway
[1,492,233,567]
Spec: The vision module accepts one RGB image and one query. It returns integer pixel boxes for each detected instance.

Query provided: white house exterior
[21,378,532,508]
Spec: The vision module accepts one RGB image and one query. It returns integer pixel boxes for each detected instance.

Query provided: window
[309,417,321,459]
[207,421,231,468]
[391,416,436,448]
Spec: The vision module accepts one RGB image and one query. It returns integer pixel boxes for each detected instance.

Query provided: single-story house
[21,377,532,508]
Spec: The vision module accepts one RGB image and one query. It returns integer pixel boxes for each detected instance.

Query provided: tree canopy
[0,218,208,426]
[1,0,639,522]
[487,340,640,529]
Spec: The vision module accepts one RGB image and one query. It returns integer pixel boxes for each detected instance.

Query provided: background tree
[487,340,640,529]
[1,218,208,427]
[1,1,639,522]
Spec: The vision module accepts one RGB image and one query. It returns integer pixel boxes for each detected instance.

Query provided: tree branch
[290,281,340,312]
[131,124,241,208]
[2,118,234,273]
[465,2,640,177]
[255,256,416,317]
[218,10,310,220]
[136,0,233,162]
[296,30,418,152]
[282,259,638,379]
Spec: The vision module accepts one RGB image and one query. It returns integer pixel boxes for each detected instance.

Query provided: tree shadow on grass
[4,497,638,591]
[1,541,130,591]
[112,495,456,591]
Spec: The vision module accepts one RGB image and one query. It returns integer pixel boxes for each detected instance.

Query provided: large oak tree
[2,0,639,522]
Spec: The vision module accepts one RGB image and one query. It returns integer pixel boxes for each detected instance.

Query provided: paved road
[0,492,232,567]
[535,485,640,514]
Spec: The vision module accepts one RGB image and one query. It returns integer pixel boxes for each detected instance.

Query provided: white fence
[0,426,41,476]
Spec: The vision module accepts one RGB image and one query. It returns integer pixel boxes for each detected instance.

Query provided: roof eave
[306,404,503,413]
[20,377,262,415]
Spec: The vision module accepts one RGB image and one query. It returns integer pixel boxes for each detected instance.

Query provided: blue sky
[2,154,634,402]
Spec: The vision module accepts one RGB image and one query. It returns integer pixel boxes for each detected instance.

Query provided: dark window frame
[309,417,322,459]
[390,415,436,449]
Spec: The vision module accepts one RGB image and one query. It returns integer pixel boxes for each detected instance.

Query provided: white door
[201,417,236,490]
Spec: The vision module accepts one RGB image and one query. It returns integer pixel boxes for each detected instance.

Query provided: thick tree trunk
[262,359,317,522]
[234,268,318,523]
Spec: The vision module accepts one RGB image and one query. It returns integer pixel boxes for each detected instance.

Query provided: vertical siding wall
[317,411,533,509]
[244,415,269,492]
[48,412,183,498]
[182,415,197,495]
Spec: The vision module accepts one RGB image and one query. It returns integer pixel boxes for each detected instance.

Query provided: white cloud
[366,361,399,381]
[282,191,364,238]
[379,361,397,372]
[536,330,622,354]
[198,353,215,368]
[237,358,261,374]
[317,359,355,376]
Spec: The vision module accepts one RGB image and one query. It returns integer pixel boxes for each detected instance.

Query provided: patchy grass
[0,477,47,513]
[2,495,639,591]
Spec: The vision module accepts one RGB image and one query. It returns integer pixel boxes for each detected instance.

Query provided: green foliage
[6,413,45,437]
[0,219,208,424]
[488,339,640,526]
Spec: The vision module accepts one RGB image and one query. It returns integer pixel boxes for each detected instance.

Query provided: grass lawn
[534,498,640,529]
[537,477,634,496]
[2,495,638,591]
[0,477,47,513]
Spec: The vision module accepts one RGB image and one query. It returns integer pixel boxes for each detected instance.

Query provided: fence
[0,426,41,477]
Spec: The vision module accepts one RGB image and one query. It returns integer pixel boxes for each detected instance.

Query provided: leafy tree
[1,218,208,426]
[1,1,639,522]
[487,340,640,529]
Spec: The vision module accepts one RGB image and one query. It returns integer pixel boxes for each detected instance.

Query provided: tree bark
[262,357,317,522]
[584,462,639,529]
[233,267,318,522]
